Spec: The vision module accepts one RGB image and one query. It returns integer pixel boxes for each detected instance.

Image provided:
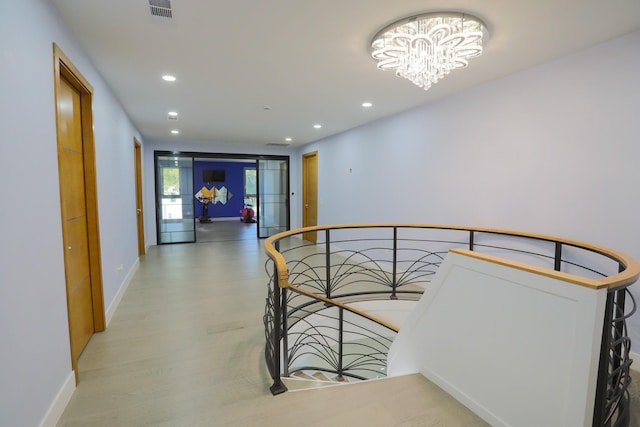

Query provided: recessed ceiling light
[168,111,178,116]
[362,102,373,108]
[162,75,176,82]
[313,124,322,129]
[171,130,179,134]
[285,137,292,142]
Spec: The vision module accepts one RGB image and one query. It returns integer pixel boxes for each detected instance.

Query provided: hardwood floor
[195,219,256,243]
[56,230,638,426]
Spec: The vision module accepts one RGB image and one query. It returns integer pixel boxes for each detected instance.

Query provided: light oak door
[54,44,105,382]
[58,75,95,369]
[134,139,145,256]
[302,151,318,243]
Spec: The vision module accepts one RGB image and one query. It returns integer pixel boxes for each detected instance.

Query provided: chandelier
[371,12,486,90]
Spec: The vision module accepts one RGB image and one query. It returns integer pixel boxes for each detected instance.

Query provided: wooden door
[134,139,145,256]
[58,75,95,371]
[54,44,105,382]
[302,151,318,243]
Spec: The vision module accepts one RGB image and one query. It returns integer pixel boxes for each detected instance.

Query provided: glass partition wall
[154,151,290,244]
[156,155,195,244]
[258,159,289,238]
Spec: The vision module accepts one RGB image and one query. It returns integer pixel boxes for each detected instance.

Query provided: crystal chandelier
[371,12,486,90]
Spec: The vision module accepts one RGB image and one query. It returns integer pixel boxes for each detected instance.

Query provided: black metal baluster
[593,292,614,426]
[269,248,287,395]
[281,286,289,377]
[337,306,344,380]
[611,264,626,382]
[326,229,331,299]
[391,226,398,300]
[554,242,562,271]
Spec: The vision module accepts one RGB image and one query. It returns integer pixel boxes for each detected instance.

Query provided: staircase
[282,369,361,391]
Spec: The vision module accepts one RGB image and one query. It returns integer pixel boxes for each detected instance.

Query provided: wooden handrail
[264,223,640,291]
[285,284,400,333]
[451,249,638,290]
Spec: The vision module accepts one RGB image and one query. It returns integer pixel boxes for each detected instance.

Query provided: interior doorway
[134,138,145,255]
[302,151,318,243]
[194,158,257,243]
[53,44,106,383]
[154,151,290,244]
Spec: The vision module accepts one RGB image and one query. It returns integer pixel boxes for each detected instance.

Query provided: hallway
[56,237,488,426]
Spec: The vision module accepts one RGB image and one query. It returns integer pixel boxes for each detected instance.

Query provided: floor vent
[149,0,172,19]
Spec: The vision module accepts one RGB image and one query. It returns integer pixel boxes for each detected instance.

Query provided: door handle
[137,209,142,213]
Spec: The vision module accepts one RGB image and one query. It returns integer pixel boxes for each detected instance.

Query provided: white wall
[388,251,607,426]
[0,1,143,426]
[143,138,298,245]
[298,31,640,348]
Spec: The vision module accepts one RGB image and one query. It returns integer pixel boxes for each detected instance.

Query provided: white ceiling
[51,0,640,147]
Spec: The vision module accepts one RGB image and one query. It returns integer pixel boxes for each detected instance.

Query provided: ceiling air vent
[149,0,172,19]
[266,143,291,147]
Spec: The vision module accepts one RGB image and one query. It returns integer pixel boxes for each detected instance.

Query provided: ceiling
[51,0,640,147]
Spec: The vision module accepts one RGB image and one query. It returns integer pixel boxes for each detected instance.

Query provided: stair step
[312,371,331,381]
[285,369,359,390]
[291,371,316,381]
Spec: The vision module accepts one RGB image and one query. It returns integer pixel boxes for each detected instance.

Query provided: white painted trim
[38,371,75,427]
[631,352,640,371]
[106,258,139,326]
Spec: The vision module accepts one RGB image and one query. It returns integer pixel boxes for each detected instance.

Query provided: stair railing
[263,224,639,426]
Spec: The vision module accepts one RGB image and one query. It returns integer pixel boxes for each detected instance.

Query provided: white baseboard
[105,258,140,326]
[630,351,640,371]
[38,371,75,427]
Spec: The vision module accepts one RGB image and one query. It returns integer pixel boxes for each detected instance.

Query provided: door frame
[53,44,106,380]
[302,151,318,243]
[134,138,145,255]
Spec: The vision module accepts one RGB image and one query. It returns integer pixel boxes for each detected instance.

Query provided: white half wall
[388,251,607,427]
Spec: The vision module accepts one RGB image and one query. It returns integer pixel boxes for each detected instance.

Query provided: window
[163,167,180,195]
[244,167,257,210]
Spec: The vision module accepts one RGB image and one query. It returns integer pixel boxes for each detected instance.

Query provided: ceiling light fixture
[362,102,373,108]
[285,137,292,142]
[313,124,322,129]
[371,12,486,90]
[171,130,179,134]
[162,74,176,82]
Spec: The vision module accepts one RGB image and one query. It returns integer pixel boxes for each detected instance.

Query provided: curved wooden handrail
[265,223,640,291]
[286,285,400,333]
[450,249,638,290]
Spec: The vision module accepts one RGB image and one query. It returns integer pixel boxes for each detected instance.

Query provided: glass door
[156,154,195,244]
[243,166,257,216]
[257,159,289,238]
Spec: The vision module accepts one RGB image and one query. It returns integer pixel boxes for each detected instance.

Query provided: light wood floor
[195,219,257,243]
[56,227,639,426]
